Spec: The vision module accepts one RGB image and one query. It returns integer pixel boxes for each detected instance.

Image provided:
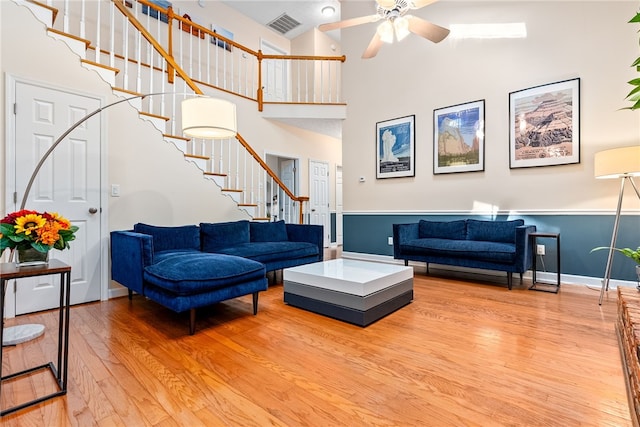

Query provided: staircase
[15,0,346,223]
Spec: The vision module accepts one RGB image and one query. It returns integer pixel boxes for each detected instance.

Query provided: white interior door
[12,81,102,314]
[261,40,288,102]
[280,159,296,223]
[335,165,343,246]
[309,160,330,247]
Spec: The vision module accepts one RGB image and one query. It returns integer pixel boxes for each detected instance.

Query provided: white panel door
[261,40,288,102]
[309,160,330,247]
[335,165,343,245]
[13,82,102,314]
[280,159,296,223]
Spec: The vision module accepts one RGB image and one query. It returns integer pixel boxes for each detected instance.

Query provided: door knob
[88,207,98,214]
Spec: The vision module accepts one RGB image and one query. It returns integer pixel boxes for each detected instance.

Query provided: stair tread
[204,172,227,176]
[113,87,144,97]
[184,154,209,160]
[139,111,169,121]
[47,27,90,47]
[238,203,258,207]
[81,59,120,74]
[164,133,191,141]
[222,188,243,193]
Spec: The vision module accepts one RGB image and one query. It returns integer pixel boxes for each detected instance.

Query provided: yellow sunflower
[14,213,46,236]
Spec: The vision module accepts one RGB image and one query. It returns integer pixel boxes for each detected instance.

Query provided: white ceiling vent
[267,13,301,35]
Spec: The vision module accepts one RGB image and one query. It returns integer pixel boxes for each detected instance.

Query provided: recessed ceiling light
[321,6,335,17]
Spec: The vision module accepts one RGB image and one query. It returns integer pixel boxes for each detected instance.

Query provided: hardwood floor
[0,267,631,426]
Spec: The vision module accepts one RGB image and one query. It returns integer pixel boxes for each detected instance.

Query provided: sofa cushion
[134,223,200,253]
[401,238,516,263]
[466,219,524,243]
[418,220,467,240]
[214,241,319,263]
[143,253,265,295]
[200,220,250,252]
[250,220,288,242]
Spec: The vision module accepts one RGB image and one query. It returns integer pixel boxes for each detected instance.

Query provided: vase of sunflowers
[0,210,78,266]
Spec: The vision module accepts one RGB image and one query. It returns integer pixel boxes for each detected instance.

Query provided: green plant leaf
[630,12,640,23]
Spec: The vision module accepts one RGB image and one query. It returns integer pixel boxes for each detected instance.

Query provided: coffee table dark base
[284,290,413,327]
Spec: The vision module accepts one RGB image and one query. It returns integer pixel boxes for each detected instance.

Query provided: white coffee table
[283,259,413,326]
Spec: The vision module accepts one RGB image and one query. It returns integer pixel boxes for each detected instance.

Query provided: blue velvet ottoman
[141,253,267,334]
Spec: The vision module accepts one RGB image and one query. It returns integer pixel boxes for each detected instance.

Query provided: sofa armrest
[392,223,419,259]
[110,230,154,295]
[514,225,537,272]
[286,224,324,261]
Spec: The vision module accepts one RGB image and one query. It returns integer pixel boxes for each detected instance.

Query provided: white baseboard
[341,251,638,289]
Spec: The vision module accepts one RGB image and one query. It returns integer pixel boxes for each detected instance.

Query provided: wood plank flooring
[0,268,632,426]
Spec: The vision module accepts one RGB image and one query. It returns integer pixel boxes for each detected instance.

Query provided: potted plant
[591,246,640,282]
[626,11,640,110]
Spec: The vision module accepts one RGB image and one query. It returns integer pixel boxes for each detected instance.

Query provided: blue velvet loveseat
[111,220,323,334]
[393,219,536,289]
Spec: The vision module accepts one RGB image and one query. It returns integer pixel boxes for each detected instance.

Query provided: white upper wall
[341,0,640,213]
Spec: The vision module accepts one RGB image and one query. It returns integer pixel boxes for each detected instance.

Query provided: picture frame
[433,100,485,174]
[141,0,171,23]
[210,24,233,52]
[376,115,415,179]
[509,78,580,169]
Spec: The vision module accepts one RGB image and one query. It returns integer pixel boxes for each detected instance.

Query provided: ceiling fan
[318,0,450,59]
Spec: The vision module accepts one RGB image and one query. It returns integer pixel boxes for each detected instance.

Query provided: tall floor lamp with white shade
[3,93,237,346]
[594,145,640,305]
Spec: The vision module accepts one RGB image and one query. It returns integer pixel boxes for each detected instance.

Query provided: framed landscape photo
[509,78,580,169]
[376,115,415,179]
[433,100,485,174]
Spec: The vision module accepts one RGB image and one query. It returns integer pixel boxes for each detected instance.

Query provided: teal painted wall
[343,213,640,282]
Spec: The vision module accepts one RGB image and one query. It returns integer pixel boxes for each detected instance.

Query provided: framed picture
[509,78,580,169]
[433,100,485,174]
[376,115,415,179]
[210,24,233,52]
[141,0,171,23]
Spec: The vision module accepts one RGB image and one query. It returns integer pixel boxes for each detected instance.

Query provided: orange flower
[36,221,62,246]
[44,212,71,229]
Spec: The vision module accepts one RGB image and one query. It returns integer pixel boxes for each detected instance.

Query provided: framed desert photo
[376,115,415,179]
[433,100,485,174]
[509,78,580,169]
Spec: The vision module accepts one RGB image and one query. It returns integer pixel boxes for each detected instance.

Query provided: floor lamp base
[2,324,45,346]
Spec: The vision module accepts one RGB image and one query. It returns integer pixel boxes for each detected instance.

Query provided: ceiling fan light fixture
[394,16,410,41]
[377,20,394,43]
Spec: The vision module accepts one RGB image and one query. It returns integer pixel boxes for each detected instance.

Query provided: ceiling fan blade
[407,16,450,43]
[362,33,383,59]
[409,0,439,9]
[376,0,396,8]
[319,15,381,32]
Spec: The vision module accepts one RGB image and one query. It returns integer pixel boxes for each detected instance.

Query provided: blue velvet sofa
[111,220,323,334]
[393,219,536,289]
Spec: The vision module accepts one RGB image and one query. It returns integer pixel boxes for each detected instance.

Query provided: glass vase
[16,247,50,267]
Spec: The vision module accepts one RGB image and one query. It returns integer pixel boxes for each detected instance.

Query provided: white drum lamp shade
[594,146,640,179]
[181,97,237,139]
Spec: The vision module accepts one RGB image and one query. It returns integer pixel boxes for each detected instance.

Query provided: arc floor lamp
[4,92,237,346]
[594,145,640,305]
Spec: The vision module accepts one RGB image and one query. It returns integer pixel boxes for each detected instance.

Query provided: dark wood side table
[529,232,561,293]
[0,260,71,416]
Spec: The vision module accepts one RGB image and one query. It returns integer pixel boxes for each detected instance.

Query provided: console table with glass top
[0,259,71,416]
